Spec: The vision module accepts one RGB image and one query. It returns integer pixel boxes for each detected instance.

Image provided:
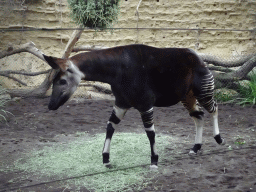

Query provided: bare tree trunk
[1,28,84,98]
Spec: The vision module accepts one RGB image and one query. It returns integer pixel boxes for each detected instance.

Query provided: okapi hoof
[150,155,158,170]
[189,144,202,155]
[214,134,226,145]
[104,162,112,168]
[189,150,197,155]
[150,164,158,170]
[103,153,111,168]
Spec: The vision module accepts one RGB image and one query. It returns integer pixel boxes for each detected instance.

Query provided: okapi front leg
[181,93,205,155]
[102,105,127,167]
[140,108,158,169]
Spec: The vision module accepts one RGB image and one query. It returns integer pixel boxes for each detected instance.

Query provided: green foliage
[236,72,256,106]
[214,89,236,103]
[67,0,120,29]
[234,136,246,145]
[214,73,256,106]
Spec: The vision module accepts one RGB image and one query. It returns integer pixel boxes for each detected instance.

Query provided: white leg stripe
[145,124,155,131]
[140,107,153,115]
[108,121,117,129]
[192,117,204,144]
[113,105,127,120]
[103,138,111,153]
[212,108,220,136]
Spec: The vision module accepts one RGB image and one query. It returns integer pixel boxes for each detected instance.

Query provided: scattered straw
[10,132,181,191]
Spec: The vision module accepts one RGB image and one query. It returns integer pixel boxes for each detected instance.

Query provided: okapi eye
[59,79,67,85]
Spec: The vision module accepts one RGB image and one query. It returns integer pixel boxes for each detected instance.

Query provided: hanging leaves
[67,0,120,29]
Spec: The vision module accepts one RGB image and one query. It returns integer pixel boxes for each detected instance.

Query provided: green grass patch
[9,133,180,191]
[236,72,256,106]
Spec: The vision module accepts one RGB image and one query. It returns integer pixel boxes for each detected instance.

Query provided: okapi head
[43,55,84,110]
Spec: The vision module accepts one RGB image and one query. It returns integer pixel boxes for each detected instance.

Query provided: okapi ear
[43,55,69,72]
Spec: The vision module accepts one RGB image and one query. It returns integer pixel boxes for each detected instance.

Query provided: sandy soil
[0,97,256,192]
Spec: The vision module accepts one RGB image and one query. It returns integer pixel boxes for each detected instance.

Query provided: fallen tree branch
[0,74,27,86]
[199,53,255,67]
[212,55,256,81]
[0,42,46,61]
[0,69,50,76]
[208,65,234,73]
[233,55,256,79]
[0,69,51,86]
[6,69,57,98]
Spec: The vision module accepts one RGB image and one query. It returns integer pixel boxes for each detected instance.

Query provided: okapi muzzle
[48,72,77,110]
[43,55,84,110]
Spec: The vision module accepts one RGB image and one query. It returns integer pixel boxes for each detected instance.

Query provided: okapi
[43,44,225,169]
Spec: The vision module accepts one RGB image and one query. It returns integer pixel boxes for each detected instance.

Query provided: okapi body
[43,44,225,168]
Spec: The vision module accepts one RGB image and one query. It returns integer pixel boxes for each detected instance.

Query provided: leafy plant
[67,0,120,29]
[236,72,256,106]
[214,72,256,106]
[234,136,246,145]
[214,89,236,103]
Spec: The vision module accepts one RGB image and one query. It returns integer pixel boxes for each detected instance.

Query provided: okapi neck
[72,54,118,85]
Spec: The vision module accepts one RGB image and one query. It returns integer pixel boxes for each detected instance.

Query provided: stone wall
[0,0,255,88]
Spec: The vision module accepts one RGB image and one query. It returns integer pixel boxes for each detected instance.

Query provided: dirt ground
[0,97,256,192]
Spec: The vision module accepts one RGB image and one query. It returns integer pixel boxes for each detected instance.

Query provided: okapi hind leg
[102,105,128,167]
[140,107,159,169]
[212,106,226,145]
[196,73,225,146]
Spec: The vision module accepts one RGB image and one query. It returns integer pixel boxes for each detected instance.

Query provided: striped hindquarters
[196,72,217,114]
